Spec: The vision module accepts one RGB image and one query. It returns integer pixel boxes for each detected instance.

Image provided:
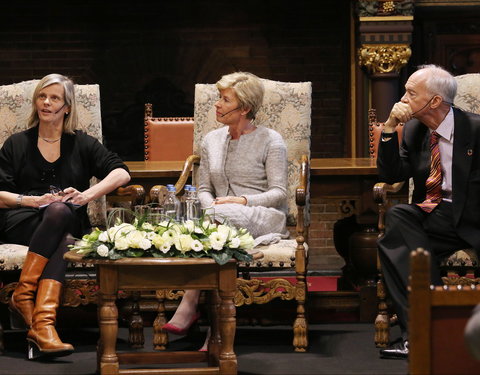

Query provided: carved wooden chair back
[143,103,194,161]
[409,248,480,375]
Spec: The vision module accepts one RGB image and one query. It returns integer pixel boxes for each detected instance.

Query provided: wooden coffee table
[65,251,237,375]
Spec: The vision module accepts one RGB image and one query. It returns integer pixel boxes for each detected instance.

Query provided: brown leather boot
[26,279,74,359]
[9,252,48,328]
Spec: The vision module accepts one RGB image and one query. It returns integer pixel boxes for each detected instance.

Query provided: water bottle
[186,186,201,221]
[164,186,181,221]
[180,185,192,220]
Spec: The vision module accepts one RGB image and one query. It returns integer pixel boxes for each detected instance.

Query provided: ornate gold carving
[235,278,296,306]
[441,276,480,286]
[293,317,308,352]
[358,44,411,74]
[62,280,99,307]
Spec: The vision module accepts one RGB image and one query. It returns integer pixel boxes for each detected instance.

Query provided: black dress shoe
[379,339,408,359]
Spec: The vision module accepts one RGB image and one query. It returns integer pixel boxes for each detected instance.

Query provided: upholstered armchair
[371,73,480,347]
[0,79,144,353]
[148,78,311,352]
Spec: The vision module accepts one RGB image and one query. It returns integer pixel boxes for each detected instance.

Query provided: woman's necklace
[38,136,61,144]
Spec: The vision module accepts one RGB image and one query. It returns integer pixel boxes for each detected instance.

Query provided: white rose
[114,236,130,250]
[145,231,156,240]
[229,237,240,249]
[126,230,146,249]
[174,234,193,253]
[209,232,227,251]
[217,224,231,239]
[152,234,165,250]
[183,220,195,232]
[239,232,254,249]
[191,239,203,252]
[96,244,109,257]
[98,231,109,242]
[139,238,152,250]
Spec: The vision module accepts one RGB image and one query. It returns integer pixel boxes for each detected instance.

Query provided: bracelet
[16,194,23,208]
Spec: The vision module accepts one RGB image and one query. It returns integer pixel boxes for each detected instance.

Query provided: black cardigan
[0,126,129,237]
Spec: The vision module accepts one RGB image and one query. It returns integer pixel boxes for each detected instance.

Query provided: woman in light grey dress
[162,72,289,348]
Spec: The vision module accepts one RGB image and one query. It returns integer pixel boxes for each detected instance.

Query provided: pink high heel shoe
[161,312,201,335]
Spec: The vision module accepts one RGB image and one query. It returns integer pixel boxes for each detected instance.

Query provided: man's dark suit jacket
[377,108,480,252]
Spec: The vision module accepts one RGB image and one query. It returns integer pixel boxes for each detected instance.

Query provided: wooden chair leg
[293,279,308,352]
[375,277,390,347]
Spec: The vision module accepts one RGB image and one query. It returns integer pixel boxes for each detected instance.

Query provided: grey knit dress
[198,125,289,240]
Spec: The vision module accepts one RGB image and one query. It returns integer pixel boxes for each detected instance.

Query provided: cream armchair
[371,73,480,347]
[0,79,144,353]
[149,78,312,352]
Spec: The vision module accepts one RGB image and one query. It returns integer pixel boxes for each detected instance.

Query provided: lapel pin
[467,149,473,156]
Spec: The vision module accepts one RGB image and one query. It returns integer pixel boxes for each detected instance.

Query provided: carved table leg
[98,266,119,375]
[153,290,168,351]
[218,265,237,375]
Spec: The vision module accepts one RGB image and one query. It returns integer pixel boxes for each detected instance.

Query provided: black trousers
[377,201,471,339]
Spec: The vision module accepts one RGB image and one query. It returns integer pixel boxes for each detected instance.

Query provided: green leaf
[233,250,253,263]
[211,251,232,265]
[125,249,145,257]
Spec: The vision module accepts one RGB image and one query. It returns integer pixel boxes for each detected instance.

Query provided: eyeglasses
[49,185,65,196]
[37,93,64,104]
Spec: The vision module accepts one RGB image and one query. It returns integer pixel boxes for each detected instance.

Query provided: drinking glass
[148,206,164,224]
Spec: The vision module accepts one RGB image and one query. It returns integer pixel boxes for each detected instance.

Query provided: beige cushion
[0,244,28,271]
[239,239,308,268]
[194,79,311,227]
[440,249,479,268]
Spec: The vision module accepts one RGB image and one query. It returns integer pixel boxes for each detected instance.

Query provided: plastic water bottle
[180,185,192,220]
[164,186,181,221]
[185,186,201,221]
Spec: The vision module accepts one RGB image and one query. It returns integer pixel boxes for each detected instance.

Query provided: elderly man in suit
[377,64,480,359]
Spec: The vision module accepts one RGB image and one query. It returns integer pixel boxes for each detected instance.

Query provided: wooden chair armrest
[295,154,309,207]
[149,154,201,203]
[295,154,309,240]
[109,184,146,207]
[174,154,200,193]
[373,181,405,204]
[373,181,405,234]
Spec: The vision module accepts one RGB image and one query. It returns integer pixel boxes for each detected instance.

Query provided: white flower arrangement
[70,209,255,265]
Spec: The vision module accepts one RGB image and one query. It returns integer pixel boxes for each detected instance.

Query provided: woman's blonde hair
[28,73,79,133]
[216,72,264,120]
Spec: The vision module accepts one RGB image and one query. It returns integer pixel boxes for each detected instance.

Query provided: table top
[64,250,235,266]
[310,158,377,175]
[125,158,378,178]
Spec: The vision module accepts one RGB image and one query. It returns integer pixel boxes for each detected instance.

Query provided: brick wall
[0,0,351,160]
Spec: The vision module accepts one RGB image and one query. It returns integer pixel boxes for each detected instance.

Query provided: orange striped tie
[417,131,442,213]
